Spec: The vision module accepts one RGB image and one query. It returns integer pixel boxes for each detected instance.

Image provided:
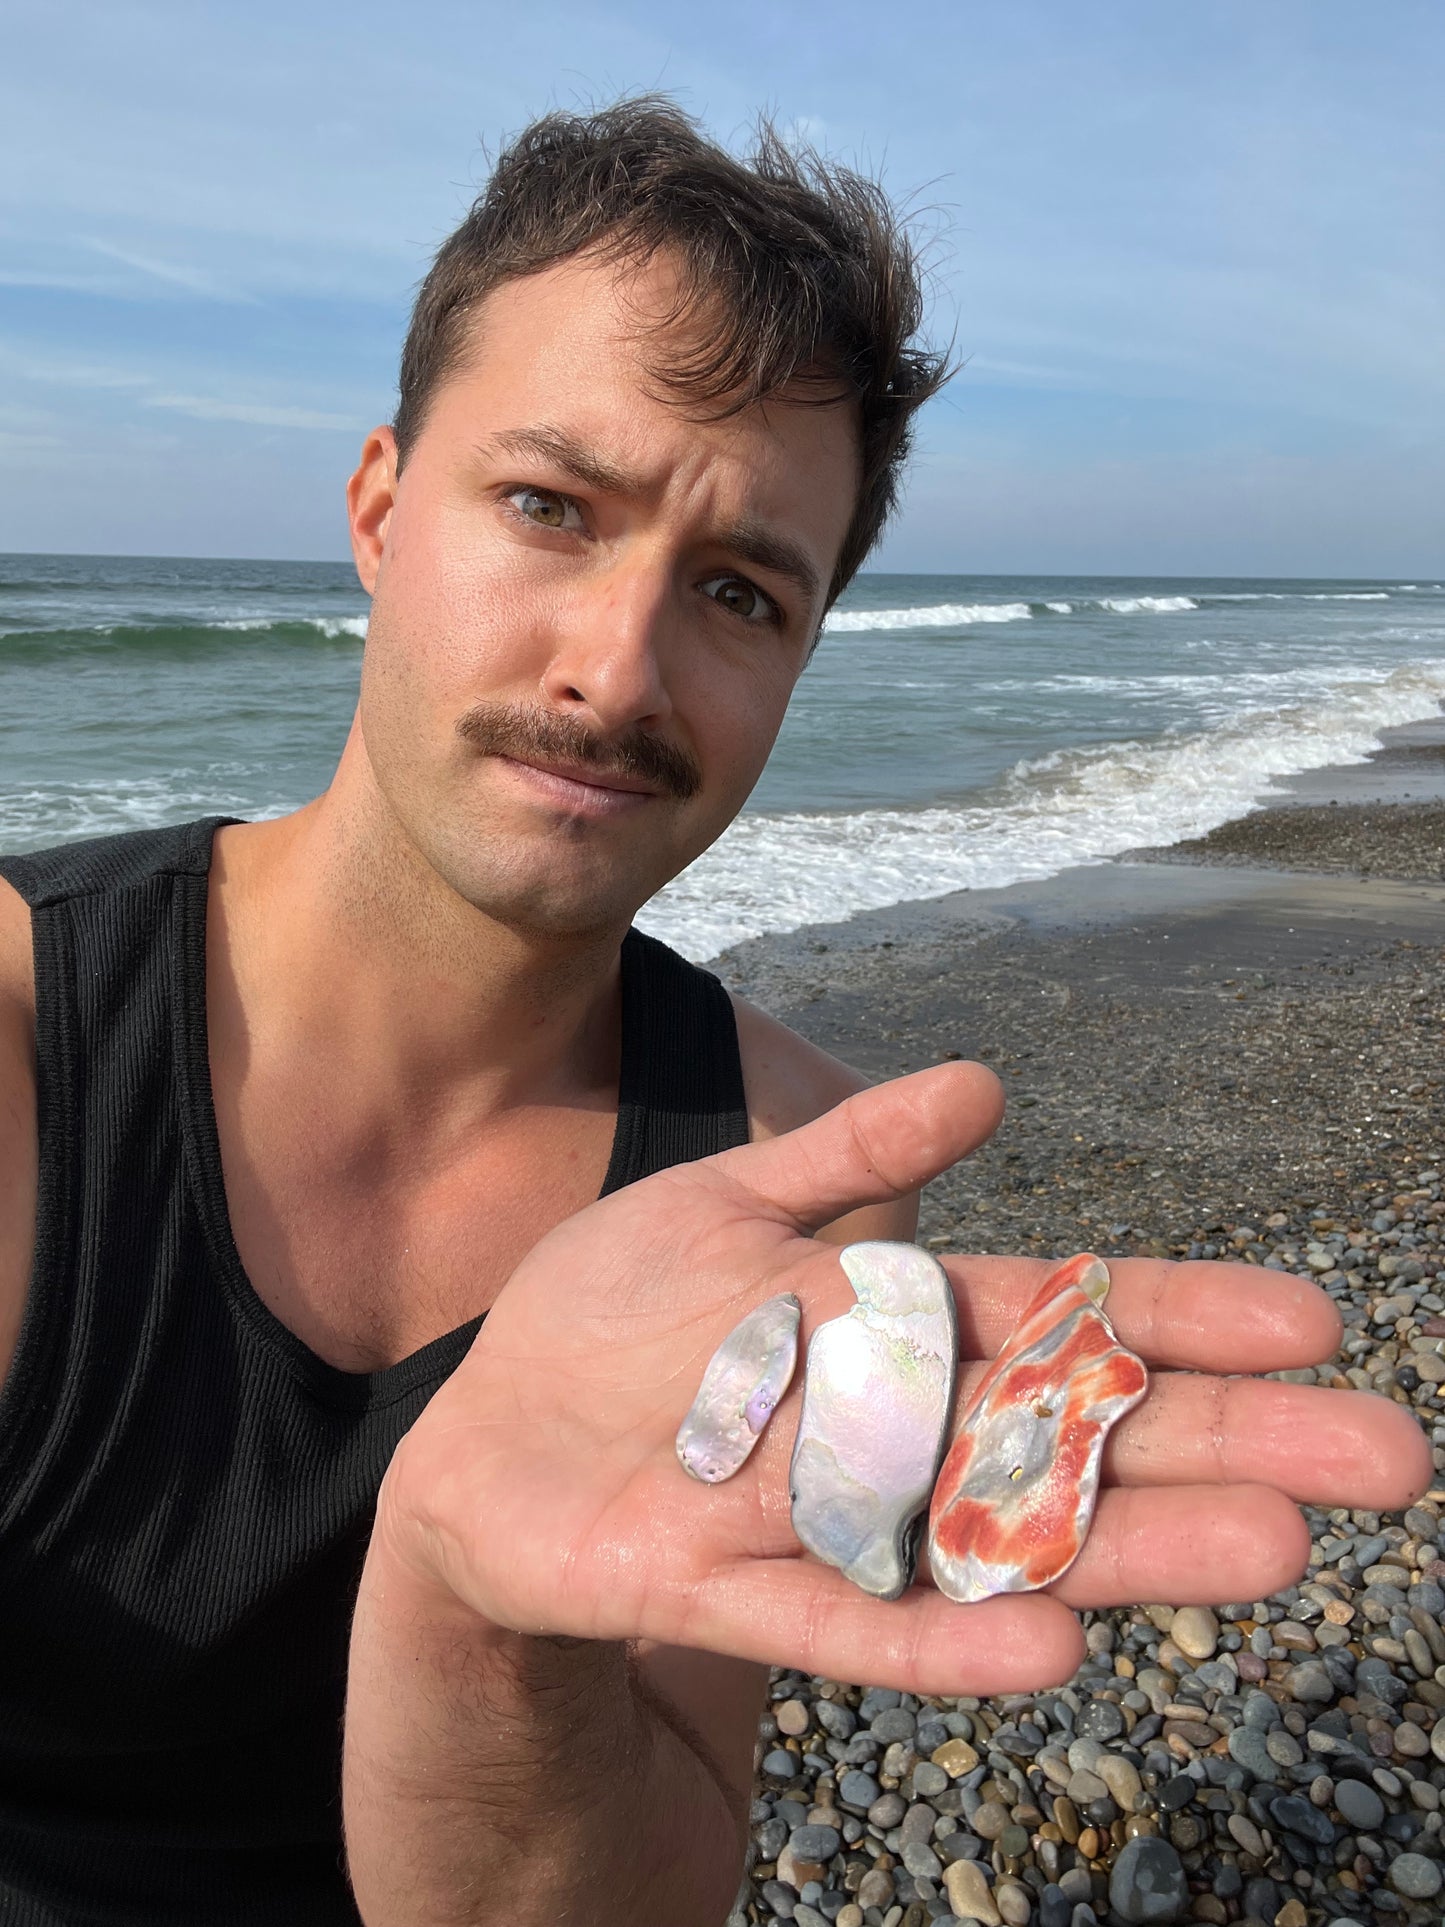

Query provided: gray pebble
[762,1749,797,1778]
[901,1842,941,1881]
[911,1761,948,1798]
[1227,1726,1278,1782]
[1268,1792,1336,1846]
[837,1770,878,1810]
[815,1700,857,1741]
[790,1824,841,1862]
[1074,1700,1124,1742]
[1284,1660,1335,1703]
[1389,1851,1444,1899]
[1107,1834,1188,1923]
[1334,1779,1385,1830]
[871,1707,917,1743]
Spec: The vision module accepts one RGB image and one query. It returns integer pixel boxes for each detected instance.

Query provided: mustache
[455,702,702,802]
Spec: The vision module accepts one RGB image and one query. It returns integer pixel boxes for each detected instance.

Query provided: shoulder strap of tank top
[601,929,749,1193]
[0,817,227,906]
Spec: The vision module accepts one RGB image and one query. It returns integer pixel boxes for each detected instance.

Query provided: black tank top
[0,818,749,1926]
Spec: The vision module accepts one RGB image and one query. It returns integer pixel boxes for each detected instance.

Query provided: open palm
[380,1063,1430,1696]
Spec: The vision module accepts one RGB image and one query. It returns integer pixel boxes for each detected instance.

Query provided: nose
[540,559,674,736]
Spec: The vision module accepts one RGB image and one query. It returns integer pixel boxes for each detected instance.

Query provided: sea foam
[638,657,1445,960]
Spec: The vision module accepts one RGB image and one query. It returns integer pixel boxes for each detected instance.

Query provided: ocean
[2,553,1443,960]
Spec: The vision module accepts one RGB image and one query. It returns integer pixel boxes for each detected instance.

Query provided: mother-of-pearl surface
[675,1294,801,1482]
[927,1253,1148,1604]
[789,1242,958,1599]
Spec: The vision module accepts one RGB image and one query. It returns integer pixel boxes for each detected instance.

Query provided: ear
[347,426,399,595]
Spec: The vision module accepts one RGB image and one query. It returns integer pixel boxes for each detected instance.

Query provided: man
[0,98,1426,1926]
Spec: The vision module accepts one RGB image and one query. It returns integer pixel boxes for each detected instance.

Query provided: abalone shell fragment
[927,1253,1148,1605]
[676,1294,801,1482]
[789,1242,958,1600]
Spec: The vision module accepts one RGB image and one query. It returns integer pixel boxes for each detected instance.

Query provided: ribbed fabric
[0,819,748,1925]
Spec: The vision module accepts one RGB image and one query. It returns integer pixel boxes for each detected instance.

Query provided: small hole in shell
[1009,1465,1024,1481]
[1034,1402,1055,1419]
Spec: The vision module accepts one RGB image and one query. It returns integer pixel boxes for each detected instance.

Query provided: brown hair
[394,98,948,606]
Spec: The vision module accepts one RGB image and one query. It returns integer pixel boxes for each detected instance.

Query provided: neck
[211,771,633,1133]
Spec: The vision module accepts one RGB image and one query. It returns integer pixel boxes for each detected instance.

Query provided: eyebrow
[478,423,824,614]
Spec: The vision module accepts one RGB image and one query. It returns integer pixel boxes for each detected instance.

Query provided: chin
[435,845,649,942]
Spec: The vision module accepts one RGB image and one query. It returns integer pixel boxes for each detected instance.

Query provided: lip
[493,753,661,816]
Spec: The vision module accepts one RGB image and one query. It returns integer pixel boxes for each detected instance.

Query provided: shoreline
[730,726,1445,1926]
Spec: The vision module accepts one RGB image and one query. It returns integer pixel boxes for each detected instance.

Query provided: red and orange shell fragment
[926,1253,1147,1605]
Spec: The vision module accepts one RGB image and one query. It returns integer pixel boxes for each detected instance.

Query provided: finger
[706,1062,1006,1229]
[944,1253,1342,1373]
[664,1556,1084,1698]
[1044,1482,1311,1610]
[1099,1374,1434,1509]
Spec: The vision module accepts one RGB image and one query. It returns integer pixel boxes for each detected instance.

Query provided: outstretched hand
[379,1062,1430,1696]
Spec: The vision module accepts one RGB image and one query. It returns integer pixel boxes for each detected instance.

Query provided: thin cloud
[84,239,255,303]
[145,393,363,430]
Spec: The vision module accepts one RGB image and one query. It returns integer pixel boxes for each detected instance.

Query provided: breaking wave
[640,656,1445,958]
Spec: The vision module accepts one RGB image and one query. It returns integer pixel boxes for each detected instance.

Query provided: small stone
[1227,1814,1266,1858]
[1268,1794,1335,1847]
[857,1868,895,1909]
[1334,1778,1385,1830]
[1394,1721,1430,1758]
[837,1908,864,1927]
[911,1761,948,1798]
[790,1824,842,1863]
[1040,1887,1071,1927]
[1108,1834,1188,1923]
[869,1792,907,1828]
[1074,1700,1125,1741]
[837,1770,878,1810]
[777,1838,828,1889]
[901,1841,942,1882]
[1227,1728,1278,1782]
[1169,1607,1220,1660]
[872,1707,918,1743]
[1389,1851,1444,1900]
[1432,1718,1445,1765]
[972,1800,1012,1841]
[931,1738,981,1778]
[763,1748,798,1777]
[1065,1769,1108,1805]
[777,1698,812,1737]
[1098,1754,1143,1809]
[943,1857,1002,1925]
[1284,1661,1334,1704]
[1274,1901,1307,1927]
[996,1880,1033,1926]
[1264,1729,1303,1768]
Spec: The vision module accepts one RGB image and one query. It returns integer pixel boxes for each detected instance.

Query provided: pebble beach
[717,739,1445,1927]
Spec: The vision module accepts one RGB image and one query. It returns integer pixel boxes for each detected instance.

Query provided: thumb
[709,1061,1005,1229]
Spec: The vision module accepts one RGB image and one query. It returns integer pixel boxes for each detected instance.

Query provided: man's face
[349,250,860,940]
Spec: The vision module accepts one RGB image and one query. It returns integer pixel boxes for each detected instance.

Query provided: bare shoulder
[729,993,918,1243]
[0,877,38,1389]
[729,993,870,1140]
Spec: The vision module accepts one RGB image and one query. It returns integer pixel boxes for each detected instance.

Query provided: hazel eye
[505,486,584,532]
[700,574,777,624]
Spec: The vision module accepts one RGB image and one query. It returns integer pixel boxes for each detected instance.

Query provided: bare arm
[0,878,37,1389]
[341,1019,952,1924]
[731,992,921,1245]
[345,1513,754,1927]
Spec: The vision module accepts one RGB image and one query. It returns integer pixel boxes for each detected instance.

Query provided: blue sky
[2,0,1440,575]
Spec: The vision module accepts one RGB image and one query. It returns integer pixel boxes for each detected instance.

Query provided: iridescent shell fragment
[927,1253,1148,1605]
[789,1242,958,1600]
[676,1294,801,1482]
